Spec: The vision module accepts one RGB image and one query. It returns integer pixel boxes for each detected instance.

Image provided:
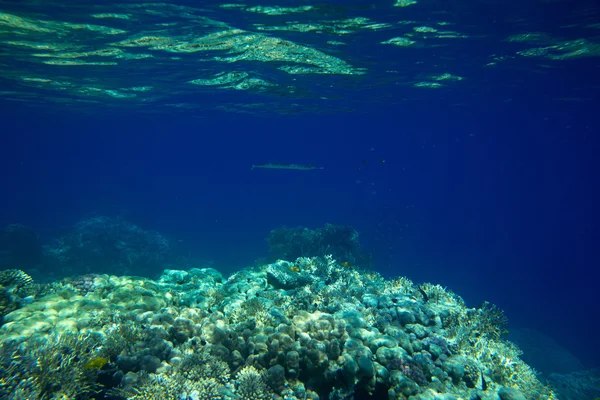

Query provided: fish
[251,163,324,171]
[480,370,487,391]
[418,285,429,303]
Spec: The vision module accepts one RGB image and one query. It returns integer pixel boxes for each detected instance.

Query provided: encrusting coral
[0,257,556,399]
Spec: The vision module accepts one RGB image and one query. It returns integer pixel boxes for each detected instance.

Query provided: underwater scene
[0,0,599,399]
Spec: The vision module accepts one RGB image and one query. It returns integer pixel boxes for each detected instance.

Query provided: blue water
[1,0,599,377]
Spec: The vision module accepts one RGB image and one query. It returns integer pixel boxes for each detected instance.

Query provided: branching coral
[0,333,104,399]
[235,365,272,400]
[178,349,231,384]
[384,276,414,295]
[444,301,507,348]
[444,304,554,399]
[207,287,227,310]
[418,283,465,306]
[477,301,509,339]
[129,372,224,400]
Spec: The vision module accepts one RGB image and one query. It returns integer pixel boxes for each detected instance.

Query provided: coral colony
[0,264,554,399]
[0,219,556,399]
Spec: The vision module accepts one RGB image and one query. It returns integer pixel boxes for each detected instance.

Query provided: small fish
[418,285,429,302]
[480,370,487,391]
[251,163,324,171]
[84,357,108,370]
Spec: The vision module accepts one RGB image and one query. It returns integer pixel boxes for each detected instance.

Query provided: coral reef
[267,224,370,267]
[42,216,174,276]
[547,369,600,400]
[0,257,556,399]
[508,327,584,375]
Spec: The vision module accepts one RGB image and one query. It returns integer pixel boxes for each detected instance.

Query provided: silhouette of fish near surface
[251,163,324,171]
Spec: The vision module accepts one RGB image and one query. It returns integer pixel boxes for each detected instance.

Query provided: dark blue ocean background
[1,0,599,383]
